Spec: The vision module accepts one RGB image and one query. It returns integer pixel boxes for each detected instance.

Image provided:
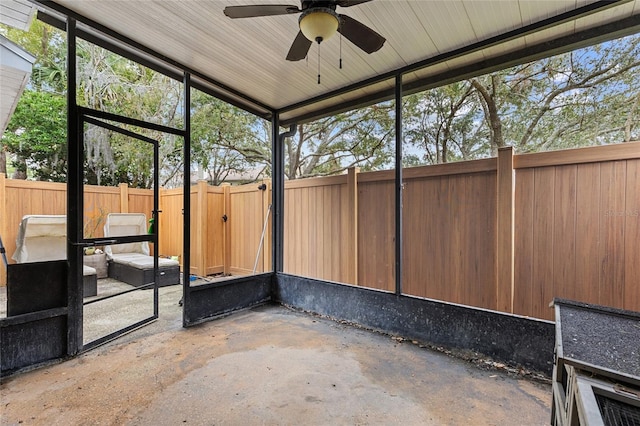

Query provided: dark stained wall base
[1,312,68,376]
[1,260,69,376]
[183,273,272,326]
[2,272,555,377]
[273,273,555,375]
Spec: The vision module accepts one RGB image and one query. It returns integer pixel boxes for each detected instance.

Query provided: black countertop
[553,298,640,384]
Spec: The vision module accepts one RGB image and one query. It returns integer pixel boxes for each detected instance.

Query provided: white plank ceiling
[1,0,36,31]
[43,0,640,122]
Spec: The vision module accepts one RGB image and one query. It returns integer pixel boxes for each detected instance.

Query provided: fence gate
[228,182,272,276]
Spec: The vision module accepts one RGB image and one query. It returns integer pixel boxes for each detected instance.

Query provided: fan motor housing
[302,1,339,11]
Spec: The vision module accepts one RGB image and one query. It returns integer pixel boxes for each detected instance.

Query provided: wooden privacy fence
[1,141,639,320]
[159,180,272,278]
[0,178,154,285]
[280,143,640,321]
[0,175,272,286]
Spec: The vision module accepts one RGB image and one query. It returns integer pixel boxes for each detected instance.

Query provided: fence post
[222,183,231,276]
[348,167,359,285]
[262,179,272,273]
[1,173,6,286]
[195,179,208,277]
[119,183,129,213]
[497,147,515,313]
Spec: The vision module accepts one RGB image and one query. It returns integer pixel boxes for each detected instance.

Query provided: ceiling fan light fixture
[299,8,339,43]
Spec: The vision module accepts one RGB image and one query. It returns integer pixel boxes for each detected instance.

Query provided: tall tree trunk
[471,77,504,153]
[0,147,6,175]
[12,162,27,179]
[624,93,640,142]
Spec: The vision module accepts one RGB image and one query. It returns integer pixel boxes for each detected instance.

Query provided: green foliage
[3,19,639,182]
[405,33,640,165]
[3,90,67,181]
[74,42,184,188]
[1,20,67,93]
[285,102,395,179]
[190,89,265,185]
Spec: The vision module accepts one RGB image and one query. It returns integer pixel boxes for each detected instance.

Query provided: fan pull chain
[339,33,343,69]
[317,42,321,84]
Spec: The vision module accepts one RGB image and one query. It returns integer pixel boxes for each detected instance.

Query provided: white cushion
[83,265,97,276]
[12,215,67,263]
[103,213,150,256]
[110,253,179,271]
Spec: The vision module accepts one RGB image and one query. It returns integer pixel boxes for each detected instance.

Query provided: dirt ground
[1,302,551,425]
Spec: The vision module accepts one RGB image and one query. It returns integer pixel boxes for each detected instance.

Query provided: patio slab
[0,301,551,425]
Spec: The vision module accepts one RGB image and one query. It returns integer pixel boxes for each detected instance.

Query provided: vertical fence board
[496,147,514,312]
[448,175,464,305]
[340,179,349,284]
[403,175,436,298]
[514,168,535,317]
[553,165,577,302]
[128,189,153,230]
[575,163,601,306]
[293,186,302,276]
[262,182,272,273]
[532,167,555,320]
[347,167,359,285]
[358,180,394,292]
[307,185,318,279]
[119,183,129,213]
[321,187,332,280]
[330,185,341,282]
[223,184,231,275]
[158,188,183,266]
[599,161,627,308]
[206,187,224,275]
[624,159,640,311]
[300,187,310,277]
[468,172,497,310]
[189,188,198,275]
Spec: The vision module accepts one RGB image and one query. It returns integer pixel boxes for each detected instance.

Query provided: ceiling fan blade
[336,0,372,7]
[223,5,300,19]
[338,14,385,54]
[286,31,312,61]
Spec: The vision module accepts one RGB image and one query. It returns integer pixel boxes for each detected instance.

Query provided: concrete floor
[1,287,552,426]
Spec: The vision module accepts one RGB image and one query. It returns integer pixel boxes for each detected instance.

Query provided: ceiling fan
[223,1,386,62]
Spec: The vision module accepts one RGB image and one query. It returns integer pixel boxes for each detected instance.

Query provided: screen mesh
[596,394,640,426]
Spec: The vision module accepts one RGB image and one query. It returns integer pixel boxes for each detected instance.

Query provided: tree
[403,82,489,164]
[76,41,184,188]
[0,20,67,94]
[1,21,67,176]
[403,34,640,164]
[3,90,67,180]
[190,90,264,185]
[283,103,395,179]
[470,34,640,153]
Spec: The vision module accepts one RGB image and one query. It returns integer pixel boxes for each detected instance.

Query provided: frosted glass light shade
[299,9,339,43]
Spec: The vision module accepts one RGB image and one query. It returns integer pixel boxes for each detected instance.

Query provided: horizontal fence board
[4,179,66,190]
[285,174,347,189]
[513,141,640,169]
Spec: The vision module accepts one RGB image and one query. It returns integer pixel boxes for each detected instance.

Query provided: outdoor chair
[11,215,98,297]
[103,213,179,287]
